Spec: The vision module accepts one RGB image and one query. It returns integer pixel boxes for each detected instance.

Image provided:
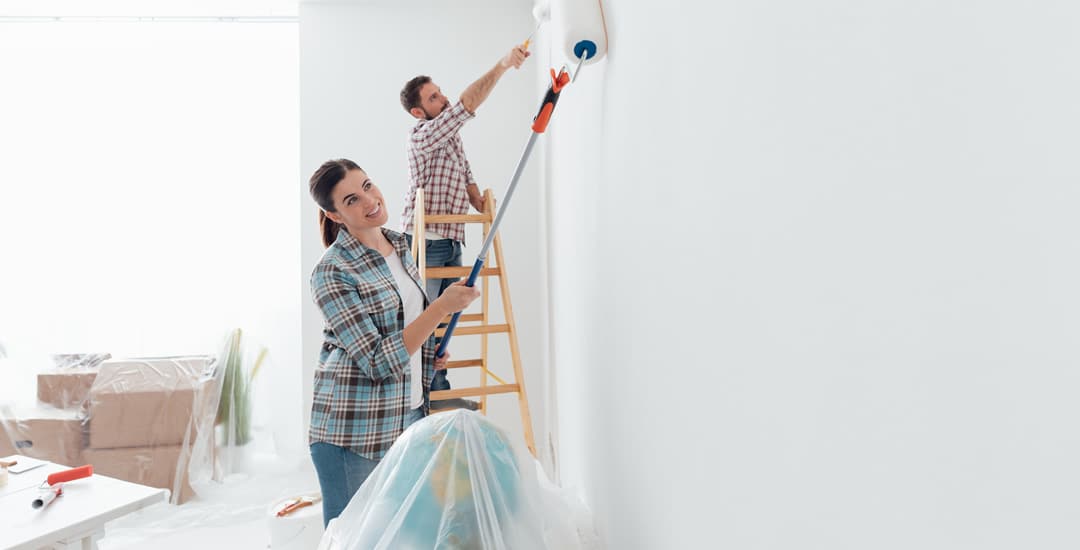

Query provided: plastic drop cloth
[1,354,222,505]
[319,409,582,550]
[86,356,223,504]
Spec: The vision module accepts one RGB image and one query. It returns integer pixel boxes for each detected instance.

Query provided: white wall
[298,0,550,461]
[549,0,1080,548]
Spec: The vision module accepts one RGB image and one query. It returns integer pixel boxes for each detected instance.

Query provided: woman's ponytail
[308,158,363,248]
[318,209,341,248]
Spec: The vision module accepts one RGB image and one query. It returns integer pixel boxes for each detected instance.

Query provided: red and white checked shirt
[400,101,476,244]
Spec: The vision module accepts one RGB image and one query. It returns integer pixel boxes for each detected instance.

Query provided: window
[0,19,299,374]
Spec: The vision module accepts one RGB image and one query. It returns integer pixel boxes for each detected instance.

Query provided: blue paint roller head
[573,40,598,61]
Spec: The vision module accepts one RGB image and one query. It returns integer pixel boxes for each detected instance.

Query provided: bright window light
[0,21,299,373]
[0,0,297,18]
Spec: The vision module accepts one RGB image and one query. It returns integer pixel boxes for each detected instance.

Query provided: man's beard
[426,103,449,120]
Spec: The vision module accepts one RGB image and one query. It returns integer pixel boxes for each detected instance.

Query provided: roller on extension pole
[553,0,608,79]
[436,67,571,358]
[436,0,609,358]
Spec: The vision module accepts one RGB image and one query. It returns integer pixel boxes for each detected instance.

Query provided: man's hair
[400,75,432,113]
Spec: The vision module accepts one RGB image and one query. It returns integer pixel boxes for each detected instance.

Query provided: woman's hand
[434,351,450,371]
[435,280,481,314]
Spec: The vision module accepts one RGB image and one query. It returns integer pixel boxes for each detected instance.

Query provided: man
[399,44,530,409]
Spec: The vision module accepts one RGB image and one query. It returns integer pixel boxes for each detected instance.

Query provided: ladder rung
[435,324,509,337]
[425,266,501,279]
[445,359,483,369]
[429,404,486,414]
[425,214,490,223]
[443,313,483,324]
[431,383,519,401]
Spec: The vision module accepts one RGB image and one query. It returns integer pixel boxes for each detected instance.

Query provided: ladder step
[413,188,534,456]
[425,214,490,223]
[425,266,501,279]
[445,359,483,369]
[443,313,484,324]
[430,384,519,401]
[429,403,486,414]
[435,324,509,337]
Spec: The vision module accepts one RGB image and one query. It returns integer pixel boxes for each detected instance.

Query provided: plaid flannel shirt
[308,228,435,460]
[400,101,476,244]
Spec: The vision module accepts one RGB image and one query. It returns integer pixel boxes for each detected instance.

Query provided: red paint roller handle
[531,68,571,133]
[47,465,93,486]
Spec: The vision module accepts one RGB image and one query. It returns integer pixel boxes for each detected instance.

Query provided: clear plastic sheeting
[97,444,320,550]
[1,355,222,505]
[0,404,86,468]
[50,353,112,370]
[82,357,221,504]
[319,410,584,550]
[36,353,110,408]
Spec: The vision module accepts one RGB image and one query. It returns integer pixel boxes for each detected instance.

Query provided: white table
[0,460,167,550]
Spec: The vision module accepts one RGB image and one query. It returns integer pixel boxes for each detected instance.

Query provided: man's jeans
[404,234,461,394]
[309,407,425,527]
[414,237,464,306]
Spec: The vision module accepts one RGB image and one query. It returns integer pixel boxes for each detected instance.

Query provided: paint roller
[31,464,93,509]
[526,0,608,67]
[436,0,608,358]
[522,2,550,50]
[552,0,608,77]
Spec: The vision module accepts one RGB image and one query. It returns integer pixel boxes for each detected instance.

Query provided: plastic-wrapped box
[86,357,212,448]
[81,356,221,504]
[3,355,221,506]
[0,406,86,467]
[36,352,111,408]
[83,444,198,504]
[37,368,99,408]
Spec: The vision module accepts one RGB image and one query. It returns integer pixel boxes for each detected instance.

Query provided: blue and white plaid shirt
[308,227,435,459]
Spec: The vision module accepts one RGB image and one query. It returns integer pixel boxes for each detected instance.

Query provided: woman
[307,158,480,525]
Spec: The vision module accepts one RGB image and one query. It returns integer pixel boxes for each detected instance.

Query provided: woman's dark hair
[309,158,363,247]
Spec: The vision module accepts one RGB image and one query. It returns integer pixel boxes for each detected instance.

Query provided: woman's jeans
[310,406,425,526]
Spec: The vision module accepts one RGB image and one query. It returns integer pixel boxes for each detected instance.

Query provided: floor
[99,445,320,550]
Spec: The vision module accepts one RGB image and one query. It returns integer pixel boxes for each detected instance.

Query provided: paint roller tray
[1,455,47,474]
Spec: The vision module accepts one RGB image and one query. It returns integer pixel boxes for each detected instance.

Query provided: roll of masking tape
[268,496,324,550]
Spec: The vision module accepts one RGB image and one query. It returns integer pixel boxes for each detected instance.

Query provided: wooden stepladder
[410,187,535,456]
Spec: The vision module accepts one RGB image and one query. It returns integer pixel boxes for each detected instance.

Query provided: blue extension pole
[436,67,572,358]
[436,132,538,357]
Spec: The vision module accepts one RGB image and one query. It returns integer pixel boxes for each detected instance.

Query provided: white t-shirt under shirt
[384,251,426,409]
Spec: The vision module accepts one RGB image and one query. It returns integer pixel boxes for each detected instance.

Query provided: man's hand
[499,45,530,70]
[461,45,532,113]
[467,183,485,212]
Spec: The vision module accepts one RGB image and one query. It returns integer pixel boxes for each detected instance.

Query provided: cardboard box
[87,357,213,449]
[83,445,197,504]
[0,407,86,467]
[37,368,99,408]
